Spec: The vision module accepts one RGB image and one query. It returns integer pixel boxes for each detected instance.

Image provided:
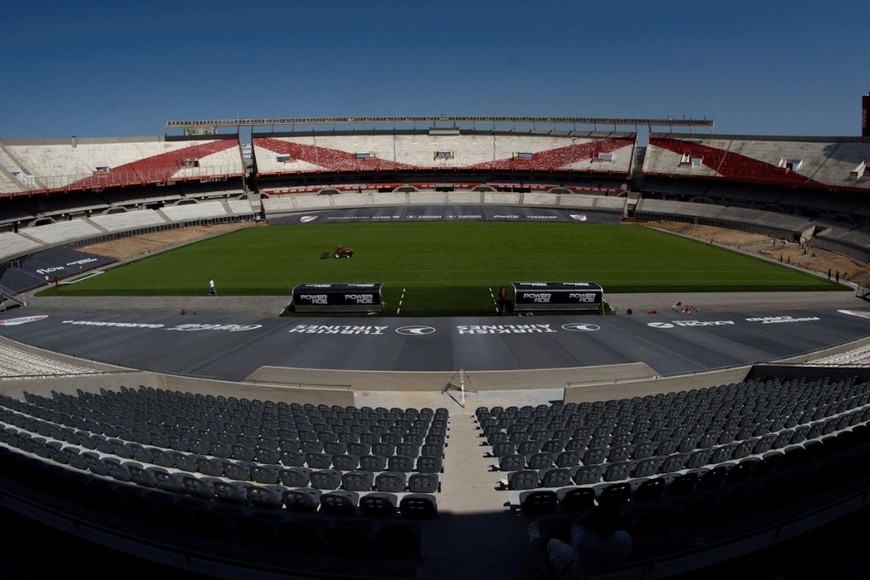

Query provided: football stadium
[3,107,870,579]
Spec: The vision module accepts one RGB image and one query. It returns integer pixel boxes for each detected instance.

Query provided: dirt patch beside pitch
[642,221,870,287]
[81,222,261,262]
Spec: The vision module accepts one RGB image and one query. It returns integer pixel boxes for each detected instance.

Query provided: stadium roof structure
[165,115,715,135]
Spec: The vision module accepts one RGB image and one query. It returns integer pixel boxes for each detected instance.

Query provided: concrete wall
[247,362,657,393]
[564,365,753,403]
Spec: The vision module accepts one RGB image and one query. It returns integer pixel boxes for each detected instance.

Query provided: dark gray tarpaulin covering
[1,308,869,382]
[0,248,116,295]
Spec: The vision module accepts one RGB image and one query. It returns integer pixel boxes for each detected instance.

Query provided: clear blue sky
[2,0,868,139]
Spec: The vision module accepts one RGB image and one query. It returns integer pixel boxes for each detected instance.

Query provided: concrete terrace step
[439,412,506,514]
[425,412,538,579]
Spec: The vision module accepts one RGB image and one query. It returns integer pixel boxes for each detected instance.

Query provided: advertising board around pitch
[291,282,384,313]
[512,281,603,312]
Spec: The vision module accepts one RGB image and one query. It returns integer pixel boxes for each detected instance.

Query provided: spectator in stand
[547,505,632,579]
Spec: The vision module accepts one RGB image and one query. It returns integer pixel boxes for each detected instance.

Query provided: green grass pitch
[42,222,844,316]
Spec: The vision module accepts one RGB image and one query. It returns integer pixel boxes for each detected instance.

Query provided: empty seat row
[477,377,868,433]
[0,426,446,495]
[499,423,866,491]
[2,438,441,522]
[283,489,438,519]
[518,425,870,519]
[486,409,869,476]
[39,387,448,427]
[14,390,450,453]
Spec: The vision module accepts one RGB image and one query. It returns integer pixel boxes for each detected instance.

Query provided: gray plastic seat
[416,455,442,474]
[573,464,602,485]
[360,454,388,472]
[251,464,281,484]
[310,469,342,490]
[224,461,254,481]
[332,453,360,471]
[151,468,185,494]
[375,471,407,493]
[408,472,440,494]
[519,489,557,515]
[540,467,572,488]
[320,490,359,516]
[507,469,539,490]
[341,470,374,492]
[399,494,437,519]
[282,488,322,513]
[248,485,284,509]
[279,466,311,488]
[359,492,398,518]
[388,454,415,473]
[181,474,217,499]
[214,480,250,505]
[305,452,333,469]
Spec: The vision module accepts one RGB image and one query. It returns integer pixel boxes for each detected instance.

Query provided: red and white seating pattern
[253,134,635,176]
[0,138,244,196]
[645,134,870,192]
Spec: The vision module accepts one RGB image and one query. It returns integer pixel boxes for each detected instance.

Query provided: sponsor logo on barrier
[562,323,601,332]
[745,316,820,324]
[0,315,48,326]
[344,294,374,304]
[457,324,556,335]
[396,325,437,336]
[300,215,319,223]
[570,214,588,222]
[288,324,388,335]
[299,294,329,304]
[568,293,599,303]
[522,293,552,303]
[647,319,735,329]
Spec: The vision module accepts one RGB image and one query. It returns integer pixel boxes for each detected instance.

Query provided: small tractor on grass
[334,245,354,258]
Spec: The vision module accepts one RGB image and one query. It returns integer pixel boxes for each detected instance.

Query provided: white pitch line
[62,270,106,284]
[396,287,406,315]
